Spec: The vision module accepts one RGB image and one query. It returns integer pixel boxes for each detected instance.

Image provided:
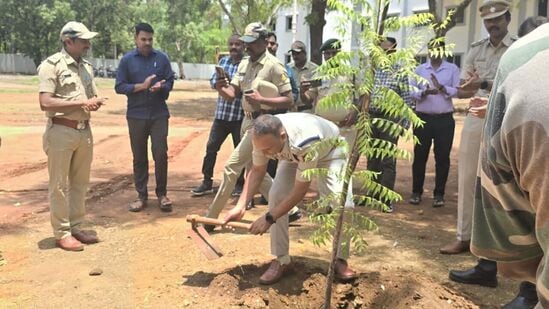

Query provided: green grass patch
[0,89,35,94]
[0,126,29,136]
[0,76,39,85]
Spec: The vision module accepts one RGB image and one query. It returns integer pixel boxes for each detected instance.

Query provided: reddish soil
[0,75,518,308]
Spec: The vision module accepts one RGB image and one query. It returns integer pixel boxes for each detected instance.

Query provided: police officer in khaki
[442,0,516,258]
[223,113,357,284]
[38,21,107,251]
[287,40,318,112]
[204,22,293,225]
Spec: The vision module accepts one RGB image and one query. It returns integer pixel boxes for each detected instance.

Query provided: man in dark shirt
[115,22,175,212]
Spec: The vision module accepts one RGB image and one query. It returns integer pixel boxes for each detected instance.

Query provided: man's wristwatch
[480,80,489,90]
[265,212,276,224]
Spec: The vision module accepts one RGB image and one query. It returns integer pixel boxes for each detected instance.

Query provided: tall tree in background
[307,0,327,64]
[428,0,473,37]
[217,0,291,33]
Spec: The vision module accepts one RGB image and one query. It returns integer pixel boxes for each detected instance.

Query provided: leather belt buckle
[76,121,86,130]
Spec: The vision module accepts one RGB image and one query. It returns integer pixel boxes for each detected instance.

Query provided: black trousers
[202,119,244,187]
[367,122,399,203]
[412,112,455,197]
[127,117,169,200]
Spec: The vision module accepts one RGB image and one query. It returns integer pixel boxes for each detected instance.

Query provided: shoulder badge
[45,53,63,65]
[471,37,489,48]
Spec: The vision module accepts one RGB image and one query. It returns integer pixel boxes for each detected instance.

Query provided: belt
[244,109,287,119]
[297,104,313,112]
[416,112,453,119]
[52,117,89,130]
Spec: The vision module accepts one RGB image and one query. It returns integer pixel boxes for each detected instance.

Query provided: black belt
[416,112,453,119]
[249,109,287,119]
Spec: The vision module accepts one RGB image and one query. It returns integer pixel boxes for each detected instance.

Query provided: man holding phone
[287,40,318,112]
[204,22,293,226]
[115,22,175,213]
[192,34,246,197]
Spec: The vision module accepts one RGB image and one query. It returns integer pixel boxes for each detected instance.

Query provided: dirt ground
[0,75,520,308]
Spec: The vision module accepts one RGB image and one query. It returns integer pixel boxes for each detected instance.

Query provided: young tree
[302,0,456,306]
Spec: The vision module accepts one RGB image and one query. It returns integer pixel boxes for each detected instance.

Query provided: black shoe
[502,282,538,309]
[449,265,498,288]
[246,200,255,210]
[289,209,302,223]
[231,186,243,197]
[203,224,215,233]
[409,193,422,205]
[259,196,268,205]
[433,196,444,208]
[191,181,213,196]
[382,203,394,213]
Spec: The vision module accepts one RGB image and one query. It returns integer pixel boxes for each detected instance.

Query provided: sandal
[129,199,146,212]
[158,196,172,212]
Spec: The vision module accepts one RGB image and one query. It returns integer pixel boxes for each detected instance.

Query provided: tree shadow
[37,237,56,250]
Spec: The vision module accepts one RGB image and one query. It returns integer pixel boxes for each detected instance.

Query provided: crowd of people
[37,0,549,307]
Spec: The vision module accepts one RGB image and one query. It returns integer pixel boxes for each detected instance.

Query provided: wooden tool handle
[186,215,251,230]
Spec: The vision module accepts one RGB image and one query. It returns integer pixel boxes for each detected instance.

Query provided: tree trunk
[308,0,327,65]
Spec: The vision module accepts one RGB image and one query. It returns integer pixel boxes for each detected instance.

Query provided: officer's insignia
[490,6,496,13]
[281,72,288,83]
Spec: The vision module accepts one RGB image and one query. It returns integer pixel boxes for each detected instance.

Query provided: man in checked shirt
[192,34,246,196]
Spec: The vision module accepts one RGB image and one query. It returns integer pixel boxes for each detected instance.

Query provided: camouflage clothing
[471,24,549,306]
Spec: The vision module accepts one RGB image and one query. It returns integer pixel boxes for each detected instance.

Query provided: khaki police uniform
[38,48,98,240]
[252,113,352,263]
[288,61,318,112]
[206,51,292,219]
[456,31,517,242]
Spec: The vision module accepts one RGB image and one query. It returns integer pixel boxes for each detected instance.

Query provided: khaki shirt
[461,32,517,97]
[38,49,97,121]
[288,61,318,107]
[314,76,354,124]
[231,52,292,112]
[252,113,343,182]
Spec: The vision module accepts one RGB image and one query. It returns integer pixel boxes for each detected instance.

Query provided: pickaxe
[186,214,251,260]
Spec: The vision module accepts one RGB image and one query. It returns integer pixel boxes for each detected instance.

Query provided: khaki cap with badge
[479,0,511,20]
[60,21,98,41]
[239,22,267,43]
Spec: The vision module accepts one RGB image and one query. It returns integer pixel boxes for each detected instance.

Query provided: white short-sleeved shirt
[252,113,343,181]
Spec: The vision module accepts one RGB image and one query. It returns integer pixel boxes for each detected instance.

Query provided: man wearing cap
[223,113,357,284]
[301,38,357,212]
[445,0,517,281]
[287,40,318,113]
[38,21,107,251]
[115,23,175,213]
[204,22,293,225]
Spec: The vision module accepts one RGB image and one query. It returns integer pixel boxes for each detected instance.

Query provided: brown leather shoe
[56,236,84,251]
[259,260,291,285]
[158,196,172,212]
[335,258,357,281]
[440,240,470,255]
[129,199,146,212]
[72,230,99,244]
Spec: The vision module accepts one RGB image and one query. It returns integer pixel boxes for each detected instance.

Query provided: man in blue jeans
[115,22,175,212]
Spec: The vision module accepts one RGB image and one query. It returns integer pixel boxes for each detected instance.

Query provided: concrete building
[274,0,546,68]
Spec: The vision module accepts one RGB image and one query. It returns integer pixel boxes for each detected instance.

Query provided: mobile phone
[215,66,227,79]
[244,89,254,94]
[304,79,322,88]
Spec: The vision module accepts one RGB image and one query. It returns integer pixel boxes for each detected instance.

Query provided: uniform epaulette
[510,34,519,41]
[45,53,63,65]
[471,37,489,47]
[297,136,321,148]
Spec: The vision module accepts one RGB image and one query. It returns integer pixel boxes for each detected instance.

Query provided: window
[446,6,465,24]
[539,0,548,17]
[270,19,276,31]
[286,16,293,31]
[416,55,428,64]
[447,54,462,68]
